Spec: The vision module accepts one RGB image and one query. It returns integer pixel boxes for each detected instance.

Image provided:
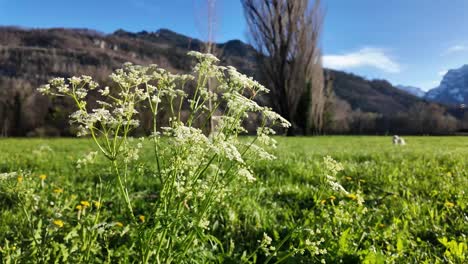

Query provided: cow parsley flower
[37,84,51,95]
[238,167,256,182]
[0,172,17,181]
[37,52,292,260]
[76,151,98,168]
[99,86,110,96]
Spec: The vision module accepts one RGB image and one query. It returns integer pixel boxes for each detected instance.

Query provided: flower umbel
[37,52,291,263]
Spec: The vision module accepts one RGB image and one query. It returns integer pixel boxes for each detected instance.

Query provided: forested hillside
[0,27,463,136]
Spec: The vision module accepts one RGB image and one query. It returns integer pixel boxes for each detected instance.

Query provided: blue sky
[1,0,468,91]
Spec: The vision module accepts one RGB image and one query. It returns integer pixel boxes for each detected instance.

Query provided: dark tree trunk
[13,93,23,136]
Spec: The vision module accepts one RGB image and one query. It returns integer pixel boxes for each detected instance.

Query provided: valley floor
[0,136,466,263]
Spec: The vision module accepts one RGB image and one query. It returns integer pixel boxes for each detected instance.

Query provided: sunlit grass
[0,136,467,263]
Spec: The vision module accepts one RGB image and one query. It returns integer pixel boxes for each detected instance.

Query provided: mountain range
[395,65,468,106]
[0,27,429,111]
[0,26,463,135]
[425,65,468,105]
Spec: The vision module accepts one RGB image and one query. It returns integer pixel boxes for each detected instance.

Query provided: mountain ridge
[0,26,455,136]
[425,64,468,105]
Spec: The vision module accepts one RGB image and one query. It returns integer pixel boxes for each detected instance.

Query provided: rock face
[396,85,426,98]
[426,65,468,105]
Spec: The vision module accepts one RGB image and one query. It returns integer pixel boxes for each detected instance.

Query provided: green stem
[264,231,294,264]
[273,251,296,264]
[112,160,135,220]
[85,176,104,261]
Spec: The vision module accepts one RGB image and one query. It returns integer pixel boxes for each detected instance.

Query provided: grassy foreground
[0,136,466,263]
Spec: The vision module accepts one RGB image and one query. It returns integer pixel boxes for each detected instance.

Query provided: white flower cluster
[32,145,54,158]
[226,66,269,94]
[0,171,18,181]
[304,237,327,255]
[237,167,256,182]
[188,51,220,78]
[323,156,348,194]
[38,52,292,255]
[76,151,98,168]
[38,76,98,97]
[258,233,276,256]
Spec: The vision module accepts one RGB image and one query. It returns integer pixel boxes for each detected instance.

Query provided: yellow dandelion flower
[115,222,124,227]
[17,175,23,183]
[320,199,327,205]
[53,188,63,194]
[93,201,102,208]
[76,205,83,210]
[39,174,47,181]
[345,176,352,181]
[139,215,145,223]
[53,219,64,228]
[444,201,455,208]
[347,193,358,200]
[80,201,90,207]
[329,195,336,201]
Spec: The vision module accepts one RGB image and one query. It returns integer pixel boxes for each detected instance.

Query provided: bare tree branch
[242,0,326,135]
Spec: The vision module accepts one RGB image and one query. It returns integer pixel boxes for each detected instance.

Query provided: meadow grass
[0,136,466,263]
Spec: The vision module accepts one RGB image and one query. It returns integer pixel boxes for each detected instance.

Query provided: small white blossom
[238,167,256,182]
[99,86,110,96]
[76,151,98,168]
[37,84,51,95]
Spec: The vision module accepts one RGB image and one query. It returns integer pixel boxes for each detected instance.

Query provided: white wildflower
[99,86,110,96]
[69,76,82,86]
[0,171,18,181]
[263,109,291,128]
[37,84,51,95]
[238,167,256,182]
[76,151,98,168]
[262,233,272,245]
[57,84,70,93]
[198,218,210,230]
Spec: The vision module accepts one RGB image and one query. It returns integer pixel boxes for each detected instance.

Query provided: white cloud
[323,47,400,73]
[443,45,468,55]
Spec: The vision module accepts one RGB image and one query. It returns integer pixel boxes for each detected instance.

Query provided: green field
[0,137,467,263]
